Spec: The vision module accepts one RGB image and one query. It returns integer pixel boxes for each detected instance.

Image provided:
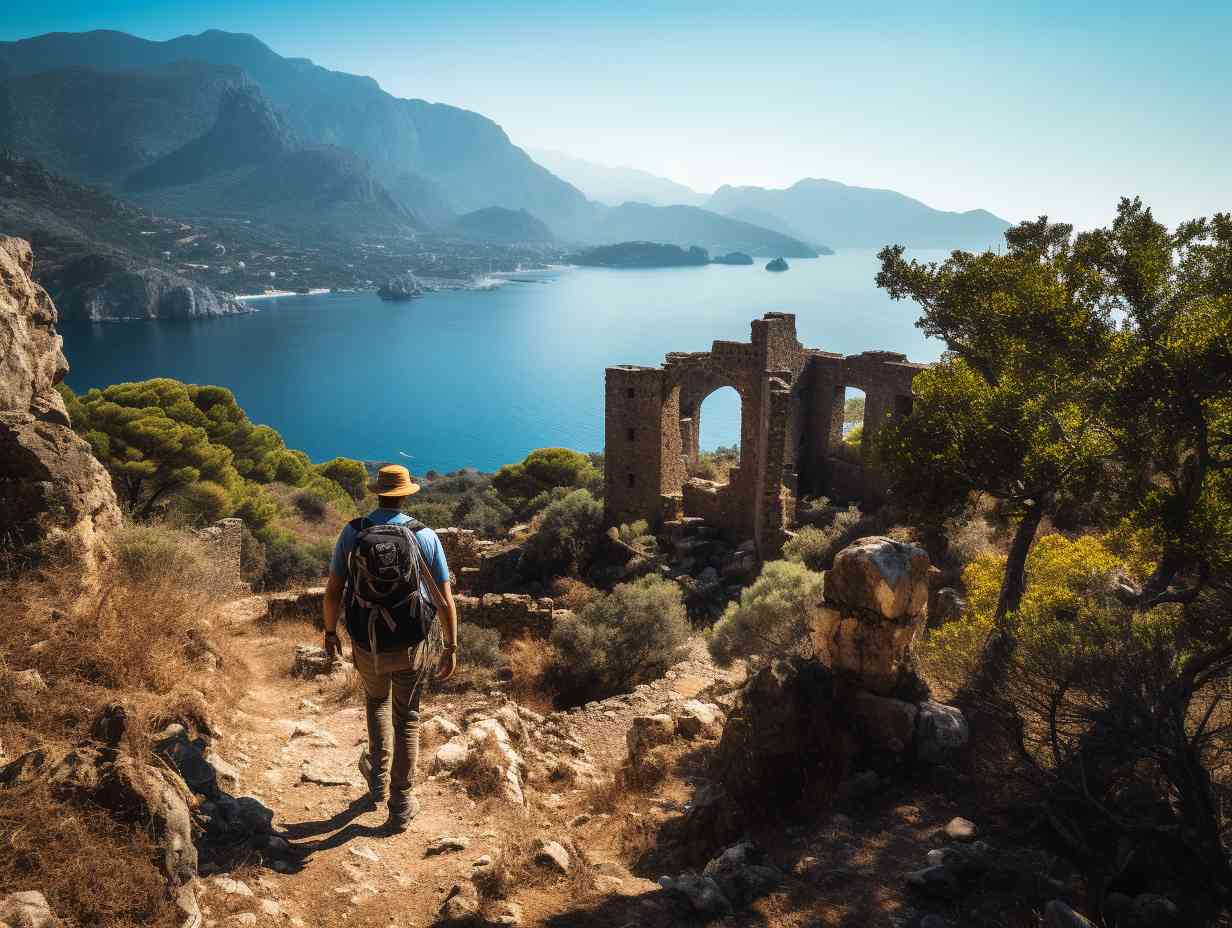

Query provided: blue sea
[59,251,946,474]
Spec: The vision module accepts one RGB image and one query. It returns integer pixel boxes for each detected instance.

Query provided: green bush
[708,560,824,666]
[260,533,330,590]
[410,501,456,529]
[492,448,601,518]
[316,457,368,502]
[520,489,604,578]
[169,479,232,525]
[548,575,689,704]
[782,506,863,571]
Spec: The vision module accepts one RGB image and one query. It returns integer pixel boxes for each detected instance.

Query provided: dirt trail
[194,595,730,927]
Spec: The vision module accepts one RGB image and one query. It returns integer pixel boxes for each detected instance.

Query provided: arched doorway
[690,385,741,484]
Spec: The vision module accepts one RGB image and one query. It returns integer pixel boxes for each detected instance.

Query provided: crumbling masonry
[604,313,927,558]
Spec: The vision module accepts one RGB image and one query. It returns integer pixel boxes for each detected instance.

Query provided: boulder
[916,701,969,763]
[944,817,977,842]
[532,838,571,873]
[849,691,918,754]
[702,842,782,907]
[0,891,61,928]
[1,745,195,884]
[673,700,724,740]
[0,237,121,572]
[658,873,732,919]
[811,536,930,694]
[627,714,678,756]
[432,736,470,773]
[291,645,337,678]
[713,658,851,816]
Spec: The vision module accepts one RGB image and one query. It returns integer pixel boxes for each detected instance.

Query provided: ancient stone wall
[453,593,570,641]
[604,313,928,557]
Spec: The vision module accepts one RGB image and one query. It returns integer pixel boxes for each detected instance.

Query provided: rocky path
[191,596,741,928]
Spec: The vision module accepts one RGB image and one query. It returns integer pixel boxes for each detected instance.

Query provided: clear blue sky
[5,1,1229,228]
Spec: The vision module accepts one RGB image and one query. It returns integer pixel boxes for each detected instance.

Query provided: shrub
[316,457,368,502]
[492,448,601,518]
[617,519,655,549]
[461,622,503,671]
[410,501,456,529]
[708,560,824,666]
[520,489,605,578]
[507,635,559,711]
[943,510,996,566]
[259,533,329,590]
[169,479,232,525]
[292,489,329,522]
[782,506,863,571]
[548,575,689,705]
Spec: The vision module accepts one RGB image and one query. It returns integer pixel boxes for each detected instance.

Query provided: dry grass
[0,521,245,928]
[549,577,600,612]
[0,776,180,928]
[454,737,513,798]
[506,634,558,713]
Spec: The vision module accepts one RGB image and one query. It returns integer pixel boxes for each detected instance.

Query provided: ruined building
[604,312,926,558]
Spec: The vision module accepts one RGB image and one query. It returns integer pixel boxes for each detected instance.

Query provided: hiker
[322,464,458,832]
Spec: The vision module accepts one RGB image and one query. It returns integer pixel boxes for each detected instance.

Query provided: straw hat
[368,464,421,497]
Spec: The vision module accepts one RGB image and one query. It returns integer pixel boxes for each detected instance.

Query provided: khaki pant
[352,643,425,812]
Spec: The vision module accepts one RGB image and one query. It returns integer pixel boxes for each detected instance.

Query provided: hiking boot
[386,795,420,834]
[358,750,386,806]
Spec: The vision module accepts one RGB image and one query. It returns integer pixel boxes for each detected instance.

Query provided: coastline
[235,288,332,301]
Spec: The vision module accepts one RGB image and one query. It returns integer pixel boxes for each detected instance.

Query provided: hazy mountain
[0,29,590,227]
[708,178,1012,249]
[530,150,707,207]
[560,203,825,258]
[448,208,554,244]
[129,146,419,237]
[124,84,296,192]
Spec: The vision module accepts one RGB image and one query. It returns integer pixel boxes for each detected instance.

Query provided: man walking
[322,464,458,832]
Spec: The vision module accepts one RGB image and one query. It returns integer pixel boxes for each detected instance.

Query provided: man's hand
[435,646,457,681]
[324,631,342,663]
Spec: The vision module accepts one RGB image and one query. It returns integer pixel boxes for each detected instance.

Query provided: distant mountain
[449,208,554,244]
[124,84,296,192]
[560,203,825,258]
[128,145,420,237]
[0,29,591,228]
[530,150,707,207]
[708,178,1012,249]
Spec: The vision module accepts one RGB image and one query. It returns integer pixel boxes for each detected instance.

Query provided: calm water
[60,250,946,473]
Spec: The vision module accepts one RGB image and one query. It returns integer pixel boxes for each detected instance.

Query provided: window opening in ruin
[626,387,635,398]
[836,387,866,465]
[627,473,636,488]
[626,427,635,441]
[691,385,741,485]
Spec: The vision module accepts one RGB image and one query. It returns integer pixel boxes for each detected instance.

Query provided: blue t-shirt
[329,509,450,595]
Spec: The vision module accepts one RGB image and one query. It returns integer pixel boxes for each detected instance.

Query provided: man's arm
[323,572,344,661]
[429,578,458,680]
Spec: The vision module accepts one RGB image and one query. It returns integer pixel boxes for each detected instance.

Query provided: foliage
[492,447,602,519]
[520,489,605,578]
[689,444,739,482]
[461,622,503,670]
[843,395,865,424]
[708,560,824,666]
[548,575,689,704]
[168,479,232,525]
[409,501,456,529]
[842,423,863,447]
[316,457,369,502]
[782,506,863,571]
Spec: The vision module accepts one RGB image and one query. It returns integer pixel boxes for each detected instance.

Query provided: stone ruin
[196,517,248,596]
[604,312,927,558]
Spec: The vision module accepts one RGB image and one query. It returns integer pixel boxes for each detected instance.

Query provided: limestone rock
[626,714,677,756]
[811,536,930,694]
[944,817,977,842]
[0,237,121,572]
[1,745,196,884]
[825,536,931,619]
[532,838,571,873]
[658,873,732,919]
[916,701,969,763]
[714,658,849,816]
[432,736,470,773]
[439,881,479,919]
[673,700,724,739]
[702,842,782,907]
[291,645,337,679]
[0,891,61,928]
[425,835,470,856]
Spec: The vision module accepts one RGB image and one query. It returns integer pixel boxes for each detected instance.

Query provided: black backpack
[343,517,437,653]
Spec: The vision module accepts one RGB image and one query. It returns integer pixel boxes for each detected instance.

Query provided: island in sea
[765,257,790,272]
[566,242,782,269]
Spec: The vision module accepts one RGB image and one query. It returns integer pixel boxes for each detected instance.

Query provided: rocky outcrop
[48,253,249,321]
[764,257,789,272]
[810,535,931,695]
[0,237,120,568]
[0,891,61,928]
[376,273,422,301]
